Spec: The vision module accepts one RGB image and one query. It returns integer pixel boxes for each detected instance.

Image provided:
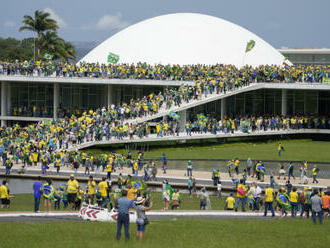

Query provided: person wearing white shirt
[252,182,262,212]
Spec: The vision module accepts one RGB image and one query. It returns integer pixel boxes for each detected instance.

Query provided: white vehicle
[79,203,137,223]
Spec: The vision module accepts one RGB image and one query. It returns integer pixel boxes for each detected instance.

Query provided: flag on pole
[43,52,53,60]
[245,40,255,53]
[168,111,180,120]
[108,52,120,64]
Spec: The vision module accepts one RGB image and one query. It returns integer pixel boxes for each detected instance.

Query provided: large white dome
[81,13,288,67]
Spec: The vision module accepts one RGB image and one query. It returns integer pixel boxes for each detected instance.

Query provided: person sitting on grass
[225,193,236,210]
[170,189,181,210]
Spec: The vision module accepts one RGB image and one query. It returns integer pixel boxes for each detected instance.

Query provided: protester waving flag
[126,176,147,191]
[245,40,255,53]
[108,52,120,64]
[43,52,53,60]
[168,111,180,120]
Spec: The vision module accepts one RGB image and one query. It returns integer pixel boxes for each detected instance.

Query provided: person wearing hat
[135,196,153,240]
[66,174,79,210]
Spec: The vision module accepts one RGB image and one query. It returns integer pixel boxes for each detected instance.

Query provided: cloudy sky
[1,0,329,48]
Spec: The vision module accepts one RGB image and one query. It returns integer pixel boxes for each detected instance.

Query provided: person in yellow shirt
[87,176,96,204]
[264,187,275,217]
[225,193,236,210]
[66,174,79,210]
[98,177,109,208]
[0,180,10,209]
[75,188,84,210]
[106,163,112,180]
[126,184,137,201]
[235,180,247,212]
[290,187,298,217]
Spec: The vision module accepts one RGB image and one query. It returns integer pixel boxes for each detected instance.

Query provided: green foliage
[0,37,33,61]
[15,9,77,61]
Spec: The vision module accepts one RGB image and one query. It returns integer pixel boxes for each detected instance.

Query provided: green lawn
[0,193,227,212]
[0,219,329,248]
[86,139,330,162]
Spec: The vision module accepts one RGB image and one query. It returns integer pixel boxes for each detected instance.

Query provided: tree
[19,10,59,57]
[0,37,33,61]
[39,31,77,61]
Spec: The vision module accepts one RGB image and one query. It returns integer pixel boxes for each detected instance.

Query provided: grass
[0,219,329,248]
[85,139,330,162]
[0,193,227,212]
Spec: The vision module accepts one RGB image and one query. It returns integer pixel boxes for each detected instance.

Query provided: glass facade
[1,81,329,122]
[59,84,106,111]
[188,89,320,118]
[10,82,54,117]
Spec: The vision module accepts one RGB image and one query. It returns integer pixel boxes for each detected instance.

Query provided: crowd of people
[226,179,329,224]
[1,61,329,83]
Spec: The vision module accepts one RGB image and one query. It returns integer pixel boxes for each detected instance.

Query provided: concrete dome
[81,13,288,67]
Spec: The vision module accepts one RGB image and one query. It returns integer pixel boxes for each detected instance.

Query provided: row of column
[0,82,289,127]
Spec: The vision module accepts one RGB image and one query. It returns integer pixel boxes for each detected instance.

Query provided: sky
[0,0,329,48]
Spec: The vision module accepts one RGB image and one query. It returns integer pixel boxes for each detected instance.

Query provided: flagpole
[242,52,247,68]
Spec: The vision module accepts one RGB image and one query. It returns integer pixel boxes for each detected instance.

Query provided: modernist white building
[81,13,287,67]
[0,13,330,127]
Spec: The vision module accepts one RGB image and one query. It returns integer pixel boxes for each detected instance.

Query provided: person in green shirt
[187,160,193,177]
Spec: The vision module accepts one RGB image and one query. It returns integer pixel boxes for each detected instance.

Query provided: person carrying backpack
[235,179,247,212]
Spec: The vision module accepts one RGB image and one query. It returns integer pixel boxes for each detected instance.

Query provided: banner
[108,52,120,64]
[323,77,330,84]
[245,40,255,53]
[42,119,52,126]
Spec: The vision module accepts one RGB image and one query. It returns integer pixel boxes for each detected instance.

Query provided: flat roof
[0,75,195,87]
[278,48,330,55]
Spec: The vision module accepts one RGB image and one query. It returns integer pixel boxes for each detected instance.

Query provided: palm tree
[19,10,59,58]
[61,41,77,61]
[40,31,77,61]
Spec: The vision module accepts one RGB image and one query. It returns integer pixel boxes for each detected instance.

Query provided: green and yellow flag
[43,52,53,60]
[245,40,255,53]
[108,52,120,64]
[125,176,147,191]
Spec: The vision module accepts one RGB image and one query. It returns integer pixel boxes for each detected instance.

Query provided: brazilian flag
[126,176,147,191]
[108,52,120,64]
[168,111,180,120]
[43,52,53,60]
[43,184,54,200]
[245,40,255,53]
[277,193,291,210]
[165,184,174,200]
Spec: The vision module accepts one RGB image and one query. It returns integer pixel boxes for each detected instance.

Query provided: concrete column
[221,98,227,120]
[7,83,11,116]
[281,89,287,116]
[107,84,115,106]
[178,110,187,132]
[1,81,8,126]
[53,83,59,119]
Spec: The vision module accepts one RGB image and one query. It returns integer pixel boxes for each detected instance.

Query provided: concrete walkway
[3,162,330,189]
